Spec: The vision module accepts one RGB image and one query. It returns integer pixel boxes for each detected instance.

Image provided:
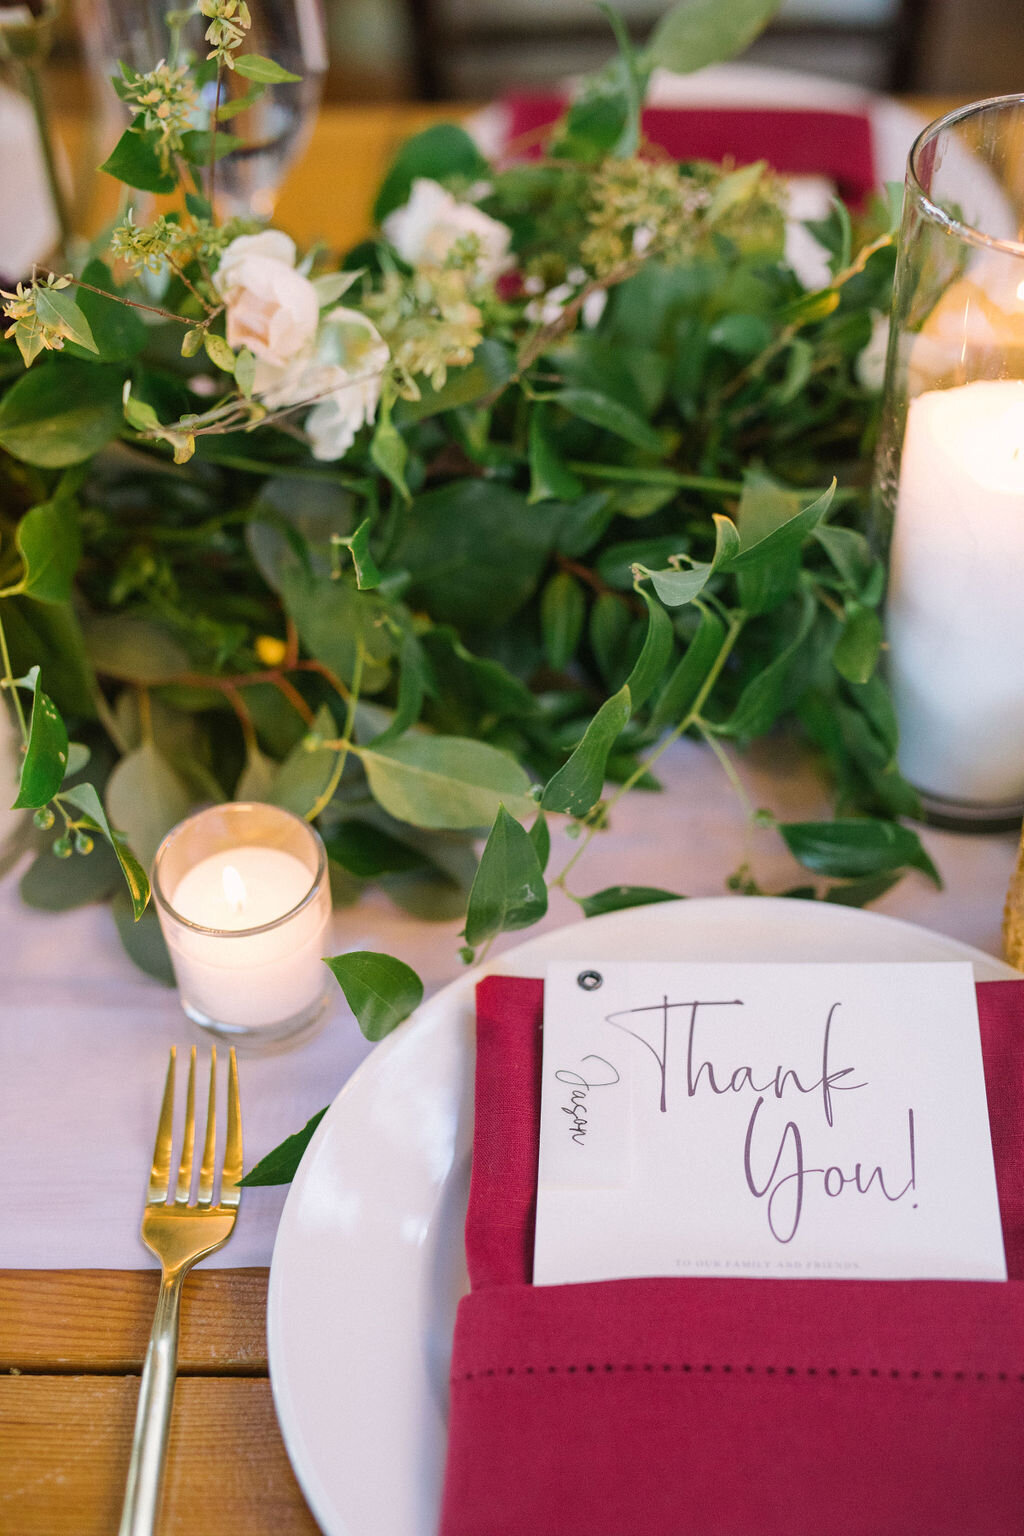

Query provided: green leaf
[104,740,194,869]
[529,808,550,874]
[123,392,162,433]
[463,804,548,947]
[100,126,176,193]
[374,123,489,223]
[780,818,941,887]
[235,742,277,801]
[12,666,67,808]
[269,705,341,819]
[392,481,552,631]
[234,345,256,398]
[20,833,121,911]
[370,402,409,503]
[204,331,236,372]
[369,629,427,746]
[59,782,151,918]
[325,950,424,1041]
[823,871,902,908]
[68,259,147,363]
[216,81,266,120]
[720,589,815,739]
[279,568,393,694]
[65,742,90,778]
[180,130,243,164]
[312,270,362,307]
[649,608,725,734]
[0,361,124,468]
[833,604,883,685]
[335,517,382,590]
[529,407,584,503]
[34,286,97,354]
[549,388,663,453]
[239,1107,328,1187]
[580,884,682,918]
[643,0,781,74]
[16,497,81,604]
[540,571,585,672]
[233,52,301,83]
[112,889,175,983]
[624,589,673,711]
[357,734,535,830]
[813,524,878,597]
[542,684,631,816]
[589,592,631,687]
[84,615,189,683]
[324,820,432,878]
[394,341,512,422]
[729,480,836,572]
[639,514,739,608]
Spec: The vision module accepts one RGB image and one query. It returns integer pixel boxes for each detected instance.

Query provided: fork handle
[119,1265,188,1536]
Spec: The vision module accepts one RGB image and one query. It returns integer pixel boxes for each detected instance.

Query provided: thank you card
[534,962,1006,1285]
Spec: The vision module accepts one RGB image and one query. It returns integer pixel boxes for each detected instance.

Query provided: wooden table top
[2,91,972,1536]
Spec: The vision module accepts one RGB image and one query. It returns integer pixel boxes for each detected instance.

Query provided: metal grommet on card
[577,970,603,991]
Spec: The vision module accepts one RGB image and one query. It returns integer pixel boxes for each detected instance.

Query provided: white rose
[253,306,389,461]
[214,230,319,372]
[383,178,513,284]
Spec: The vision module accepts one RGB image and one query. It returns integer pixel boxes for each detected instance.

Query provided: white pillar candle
[164,844,330,1031]
[887,379,1024,806]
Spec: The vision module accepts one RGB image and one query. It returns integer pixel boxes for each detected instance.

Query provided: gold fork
[119,1045,242,1536]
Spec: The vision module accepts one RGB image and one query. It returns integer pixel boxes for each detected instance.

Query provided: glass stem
[23,59,72,257]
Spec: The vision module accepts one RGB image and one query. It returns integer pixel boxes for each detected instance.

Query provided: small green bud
[458,945,475,966]
[33,806,55,830]
[181,326,205,358]
[73,830,94,855]
[53,834,73,859]
[565,822,581,840]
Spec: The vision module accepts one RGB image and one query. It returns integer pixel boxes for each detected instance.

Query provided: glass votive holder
[874,94,1024,830]
[153,802,331,1051]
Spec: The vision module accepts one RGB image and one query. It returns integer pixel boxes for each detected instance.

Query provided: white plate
[268,897,1015,1536]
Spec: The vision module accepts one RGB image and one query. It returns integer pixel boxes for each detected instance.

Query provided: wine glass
[76,0,328,220]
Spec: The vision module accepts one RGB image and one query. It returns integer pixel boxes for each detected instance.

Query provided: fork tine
[174,1046,197,1205]
[147,1048,176,1205]
[197,1047,217,1207]
[220,1047,242,1209]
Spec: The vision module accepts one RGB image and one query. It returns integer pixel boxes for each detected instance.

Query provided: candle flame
[222,863,247,914]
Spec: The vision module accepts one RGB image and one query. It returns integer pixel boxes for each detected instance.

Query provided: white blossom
[214,231,319,377]
[383,178,513,284]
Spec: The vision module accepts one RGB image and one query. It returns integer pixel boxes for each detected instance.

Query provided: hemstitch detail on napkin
[452,1363,1024,1384]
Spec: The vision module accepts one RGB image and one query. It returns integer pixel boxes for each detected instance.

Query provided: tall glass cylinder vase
[875,95,1024,830]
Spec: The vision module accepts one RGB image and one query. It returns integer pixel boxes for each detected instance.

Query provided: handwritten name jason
[554,1056,620,1145]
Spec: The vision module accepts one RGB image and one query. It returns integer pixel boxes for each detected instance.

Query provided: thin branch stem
[36,270,194,328]
[0,610,28,741]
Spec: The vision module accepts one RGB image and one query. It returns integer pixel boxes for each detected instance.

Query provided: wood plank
[0,1270,268,1373]
[0,1375,321,1536]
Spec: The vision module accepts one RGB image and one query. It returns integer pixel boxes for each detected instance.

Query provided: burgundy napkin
[502,94,878,204]
[440,975,1024,1536]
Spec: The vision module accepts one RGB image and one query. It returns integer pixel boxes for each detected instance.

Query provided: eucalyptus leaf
[358,734,535,829]
[823,871,902,908]
[325,950,424,1040]
[542,684,631,816]
[369,629,428,747]
[104,740,194,869]
[240,1106,328,1186]
[84,615,190,684]
[20,833,121,910]
[269,704,341,819]
[11,666,67,809]
[235,742,277,801]
[324,820,432,878]
[639,515,739,607]
[112,890,175,984]
[580,884,683,917]
[463,805,548,947]
[529,809,550,874]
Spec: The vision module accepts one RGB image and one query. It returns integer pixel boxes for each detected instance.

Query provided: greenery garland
[0,0,939,1170]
